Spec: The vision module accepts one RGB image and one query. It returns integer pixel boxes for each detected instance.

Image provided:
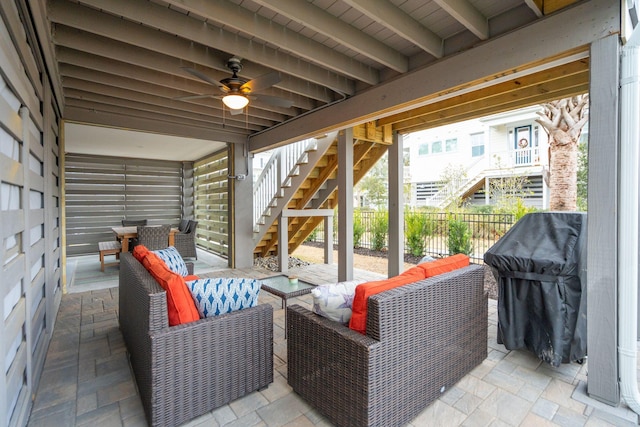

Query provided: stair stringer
[284,141,390,255]
[252,132,337,247]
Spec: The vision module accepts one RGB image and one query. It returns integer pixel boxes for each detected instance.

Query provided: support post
[231,143,254,268]
[388,131,404,277]
[338,128,354,281]
[324,215,333,264]
[586,34,620,406]
[278,214,288,273]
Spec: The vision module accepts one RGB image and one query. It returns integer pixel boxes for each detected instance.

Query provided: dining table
[111,226,180,252]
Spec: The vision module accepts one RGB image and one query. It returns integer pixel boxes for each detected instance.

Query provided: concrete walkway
[27,254,638,426]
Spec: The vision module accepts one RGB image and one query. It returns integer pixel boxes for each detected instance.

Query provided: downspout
[618,44,640,415]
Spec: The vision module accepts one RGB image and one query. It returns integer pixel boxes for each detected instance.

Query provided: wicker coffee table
[260,275,315,338]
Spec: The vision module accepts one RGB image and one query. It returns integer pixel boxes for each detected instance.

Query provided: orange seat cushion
[418,253,470,278]
[349,266,426,334]
[133,245,200,326]
[348,254,471,334]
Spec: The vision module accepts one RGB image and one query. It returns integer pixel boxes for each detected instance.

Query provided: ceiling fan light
[222,94,249,110]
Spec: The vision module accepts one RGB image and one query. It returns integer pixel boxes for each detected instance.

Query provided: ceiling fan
[180,57,294,114]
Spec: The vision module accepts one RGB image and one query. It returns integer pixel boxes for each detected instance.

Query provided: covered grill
[484,212,587,367]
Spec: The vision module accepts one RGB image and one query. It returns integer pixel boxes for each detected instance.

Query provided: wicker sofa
[287,264,487,427]
[119,252,274,427]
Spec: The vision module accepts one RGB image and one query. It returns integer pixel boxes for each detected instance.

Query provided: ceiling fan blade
[182,67,229,92]
[174,94,216,101]
[240,71,281,93]
[251,93,294,108]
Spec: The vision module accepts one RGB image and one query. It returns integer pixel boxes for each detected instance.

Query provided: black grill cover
[483,212,587,367]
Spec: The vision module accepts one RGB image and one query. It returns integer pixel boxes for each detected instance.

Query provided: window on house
[445,138,458,152]
[432,141,442,153]
[470,132,485,157]
[418,143,429,156]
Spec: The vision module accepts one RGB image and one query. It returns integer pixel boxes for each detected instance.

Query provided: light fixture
[222,94,249,110]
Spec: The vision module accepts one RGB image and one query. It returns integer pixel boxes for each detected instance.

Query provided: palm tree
[536,95,589,211]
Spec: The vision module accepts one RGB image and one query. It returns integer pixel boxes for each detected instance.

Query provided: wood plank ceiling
[41,0,583,151]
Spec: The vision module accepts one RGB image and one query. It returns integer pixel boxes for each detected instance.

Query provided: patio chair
[287,264,487,427]
[174,220,198,259]
[178,219,189,232]
[135,224,171,251]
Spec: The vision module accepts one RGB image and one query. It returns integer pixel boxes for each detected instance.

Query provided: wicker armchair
[119,252,274,427]
[287,264,488,427]
[135,224,171,251]
[174,220,198,259]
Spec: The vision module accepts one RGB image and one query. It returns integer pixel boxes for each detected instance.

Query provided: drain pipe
[618,43,640,415]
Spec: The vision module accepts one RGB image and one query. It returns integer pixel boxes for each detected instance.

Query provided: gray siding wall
[0,3,63,426]
[64,154,186,256]
[194,150,229,259]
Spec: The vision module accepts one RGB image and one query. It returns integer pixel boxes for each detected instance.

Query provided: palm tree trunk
[549,138,578,210]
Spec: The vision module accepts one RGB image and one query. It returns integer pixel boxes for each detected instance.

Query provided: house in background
[408,106,554,209]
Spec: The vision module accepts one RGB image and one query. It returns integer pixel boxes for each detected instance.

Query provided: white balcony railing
[252,138,317,229]
[513,147,540,166]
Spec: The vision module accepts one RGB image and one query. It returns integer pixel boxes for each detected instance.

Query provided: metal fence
[306,211,516,264]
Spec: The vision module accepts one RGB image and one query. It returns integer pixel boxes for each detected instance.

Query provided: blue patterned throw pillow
[185,277,261,318]
[153,246,189,276]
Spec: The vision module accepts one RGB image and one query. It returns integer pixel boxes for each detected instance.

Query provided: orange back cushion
[135,245,200,326]
[418,253,470,277]
[349,266,426,334]
[348,254,471,335]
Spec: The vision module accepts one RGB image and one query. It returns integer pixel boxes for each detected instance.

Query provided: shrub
[405,211,433,257]
[513,198,536,221]
[448,218,473,256]
[371,211,388,251]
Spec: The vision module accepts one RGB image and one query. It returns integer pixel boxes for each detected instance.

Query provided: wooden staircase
[253,123,393,258]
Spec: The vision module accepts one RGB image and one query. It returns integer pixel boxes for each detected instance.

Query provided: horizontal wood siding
[194,150,229,258]
[1,2,62,426]
[64,154,184,256]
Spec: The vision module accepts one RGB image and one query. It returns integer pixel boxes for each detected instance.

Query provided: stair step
[296,153,309,164]
[289,166,300,177]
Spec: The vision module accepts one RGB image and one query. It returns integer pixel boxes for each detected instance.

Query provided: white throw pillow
[311,280,366,323]
[153,246,189,276]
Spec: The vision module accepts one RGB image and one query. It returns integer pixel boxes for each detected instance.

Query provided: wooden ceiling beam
[342,0,443,58]
[50,0,359,93]
[65,97,254,133]
[249,0,614,151]
[250,0,407,73]
[433,0,489,40]
[395,79,589,133]
[64,92,260,133]
[64,106,248,143]
[57,54,295,120]
[62,81,267,131]
[379,59,589,127]
[53,25,334,104]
